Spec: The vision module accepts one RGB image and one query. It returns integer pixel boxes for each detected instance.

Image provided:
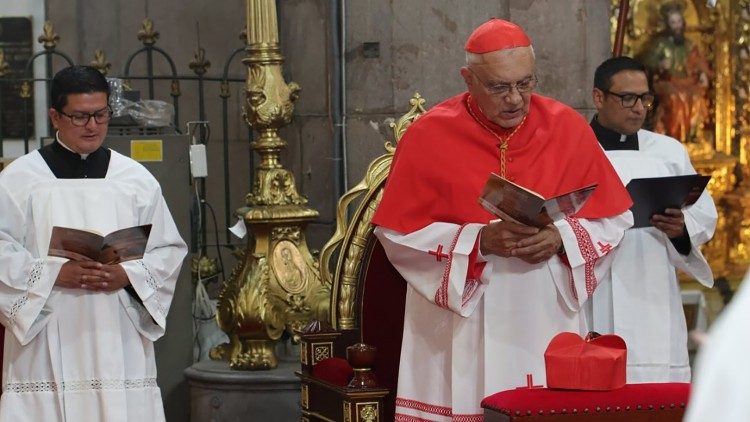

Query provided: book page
[479,174,597,228]
[48,224,152,264]
[543,184,597,221]
[479,174,546,226]
[100,224,152,264]
[48,227,104,261]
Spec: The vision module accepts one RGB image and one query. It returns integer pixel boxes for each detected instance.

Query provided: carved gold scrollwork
[234,339,276,369]
[271,226,302,244]
[320,93,426,330]
[385,93,426,152]
[243,63,299,132]
[357,403,378,422]
[312,343,332,364]
[90,49,111,75]
[38,21,60,51]
[737,1,750,177]
[246,65,266,108]
[320,161,389,286]
[219,81,231,99]
[215,254,283,369]
[189,47,211,76]
[191,255,221,279]
[170,80,181,97]
[301,384,309,409]
[247,170,307,206]
[19,81,31,99]
[300,341,308,365]
[343,402,352,422]
[338,195,380,329]
[138,18,159,46]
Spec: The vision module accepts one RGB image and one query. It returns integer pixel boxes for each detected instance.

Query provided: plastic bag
[107,78,129,117]
[192,278,229,362]
[128,100,174,127]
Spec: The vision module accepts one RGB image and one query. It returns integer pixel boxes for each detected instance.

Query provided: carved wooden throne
[297,94,427,422]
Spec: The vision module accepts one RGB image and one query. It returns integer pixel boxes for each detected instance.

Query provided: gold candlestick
[211,0,329,370]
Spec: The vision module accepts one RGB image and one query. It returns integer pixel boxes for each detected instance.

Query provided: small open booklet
[626,174,711,228]
[479,173,597,227]
[48,224,152,264]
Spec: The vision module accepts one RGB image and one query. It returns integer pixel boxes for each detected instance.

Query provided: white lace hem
[137,260,167,317]
[139,260,159,291]
[4,378,158,393]
[8,260,45,326]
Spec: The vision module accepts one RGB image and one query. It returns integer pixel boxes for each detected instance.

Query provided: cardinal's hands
[480,220,563,264]
[512,225,563,264]
[55,260,131,291]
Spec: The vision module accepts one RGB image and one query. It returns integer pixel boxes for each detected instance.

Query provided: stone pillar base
[184,359,300,421]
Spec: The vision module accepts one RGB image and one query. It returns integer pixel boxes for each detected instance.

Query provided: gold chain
[466,95,527,177]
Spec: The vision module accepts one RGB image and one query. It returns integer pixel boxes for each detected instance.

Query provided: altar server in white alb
[589,56,717,383]
[372,19,634,421]
[0,65,187,421]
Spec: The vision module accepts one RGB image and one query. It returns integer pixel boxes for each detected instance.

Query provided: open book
[479,173,597,228]
[626,174,711,228]
[48,224,152,264]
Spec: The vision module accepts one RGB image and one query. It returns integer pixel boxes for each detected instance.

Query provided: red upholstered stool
[481,383,689,422]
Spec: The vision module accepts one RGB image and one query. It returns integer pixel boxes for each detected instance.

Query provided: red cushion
[312,357,353,387]
[481,383,690,416]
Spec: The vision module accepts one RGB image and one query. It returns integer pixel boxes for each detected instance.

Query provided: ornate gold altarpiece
[610,0,750,282]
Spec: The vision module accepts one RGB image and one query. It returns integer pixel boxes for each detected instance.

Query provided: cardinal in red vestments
[372,18,633,421]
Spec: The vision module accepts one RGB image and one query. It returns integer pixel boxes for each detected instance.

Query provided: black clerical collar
[590,115,639,151]
[39,140,111,179]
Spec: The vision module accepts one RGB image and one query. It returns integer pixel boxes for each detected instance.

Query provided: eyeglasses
[58,106,113,127]
[468,67,537,97]
[603,90,655,109]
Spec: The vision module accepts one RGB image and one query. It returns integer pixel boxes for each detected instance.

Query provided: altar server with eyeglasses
[588,56,717,383]
[0,65,186,421]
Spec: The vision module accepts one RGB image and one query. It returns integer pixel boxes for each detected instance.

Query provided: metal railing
[0,19,253,251]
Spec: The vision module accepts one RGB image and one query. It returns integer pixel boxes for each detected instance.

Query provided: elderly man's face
[48,92,109,154]
[460,47,535,128]
[592,70,650,136]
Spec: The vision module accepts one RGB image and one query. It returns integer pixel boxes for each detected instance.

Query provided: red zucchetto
[464,18,531,53]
